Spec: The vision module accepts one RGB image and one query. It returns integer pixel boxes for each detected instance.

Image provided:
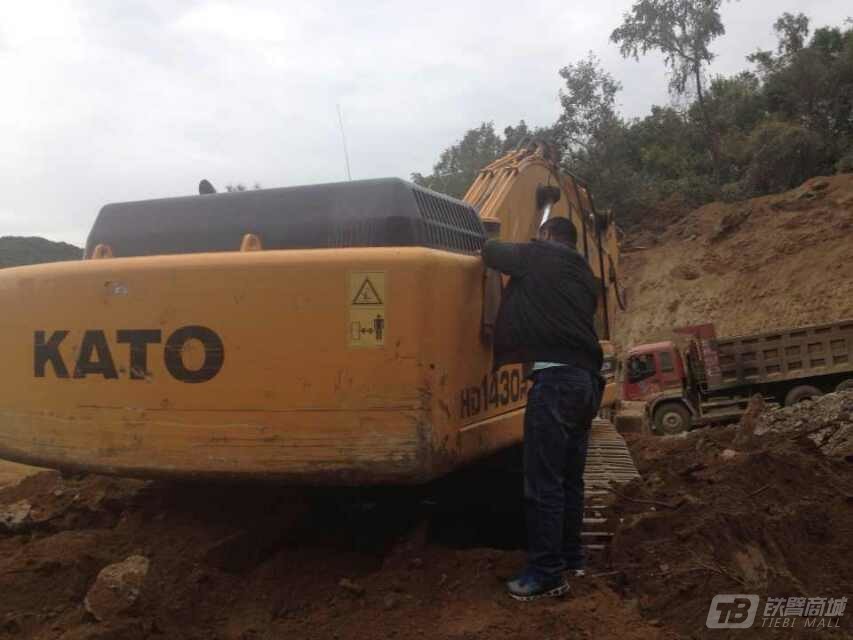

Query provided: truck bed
[708,319,853,391]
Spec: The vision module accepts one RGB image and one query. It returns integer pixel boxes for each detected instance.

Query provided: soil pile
[611,391,853,637]
[615,174,853,348]
[753,391,853,459]
[0,461,40,490]
[0,470,674,640]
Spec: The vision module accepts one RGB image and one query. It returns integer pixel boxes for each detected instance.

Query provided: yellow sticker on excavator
[349,272,385,348]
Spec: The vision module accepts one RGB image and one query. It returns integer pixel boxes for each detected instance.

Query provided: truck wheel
[784,385,822,406]
[653,403,691,435]
[836,380,853,392]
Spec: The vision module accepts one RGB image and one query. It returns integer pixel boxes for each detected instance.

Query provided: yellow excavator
[0,142,626,485]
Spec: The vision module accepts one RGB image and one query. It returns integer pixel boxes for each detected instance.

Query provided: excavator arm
[465,143,620,337]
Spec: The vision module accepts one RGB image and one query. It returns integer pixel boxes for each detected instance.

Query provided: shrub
[836,151,853,174]
[742,121,827,195]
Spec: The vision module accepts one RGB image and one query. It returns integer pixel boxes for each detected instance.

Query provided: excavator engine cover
[86,179,485,257]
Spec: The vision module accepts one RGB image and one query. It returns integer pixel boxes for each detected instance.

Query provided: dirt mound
[610,392,853,637]
[0,469,675,639]
[0,460,41,490]
[754,391,853,459]
[615,174,853,348]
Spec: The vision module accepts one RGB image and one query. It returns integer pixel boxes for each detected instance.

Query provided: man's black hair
[540,217,578,247]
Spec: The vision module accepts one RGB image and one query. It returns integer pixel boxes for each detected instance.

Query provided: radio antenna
[336,103,353,181]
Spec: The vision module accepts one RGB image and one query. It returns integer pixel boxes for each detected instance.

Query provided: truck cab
[622,341,685,402]
[627,320,853,436]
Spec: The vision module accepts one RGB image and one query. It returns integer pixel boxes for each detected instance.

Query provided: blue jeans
[523,366,603,577]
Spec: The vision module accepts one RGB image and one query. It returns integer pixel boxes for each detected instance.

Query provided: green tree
[741,121,826,194]
[774,12,810,55]
[554,53,622,159]
[747,13,810,77]
[761,24,853,149]
[412,121,558,198]
[411,122,503,198]
[611,0,726,179]
[501,120,533,152]
[698,72,766,184]
[552,54,650,227]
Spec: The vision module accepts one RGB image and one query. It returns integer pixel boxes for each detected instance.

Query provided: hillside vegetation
[415,9,853,234]
[0,236,82,268]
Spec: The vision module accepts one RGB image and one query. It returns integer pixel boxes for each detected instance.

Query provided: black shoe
[506,569,570,602]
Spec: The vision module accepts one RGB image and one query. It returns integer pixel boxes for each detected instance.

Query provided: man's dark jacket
[483,239,603,373]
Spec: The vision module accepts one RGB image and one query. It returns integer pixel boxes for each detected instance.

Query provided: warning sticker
[352,276,383,305]
[349,272,386,348]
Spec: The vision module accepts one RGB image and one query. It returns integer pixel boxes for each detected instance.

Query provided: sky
[1,0,850,246]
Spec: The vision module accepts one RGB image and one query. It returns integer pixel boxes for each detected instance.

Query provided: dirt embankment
[612,391,853,638]
[615,174,853,349]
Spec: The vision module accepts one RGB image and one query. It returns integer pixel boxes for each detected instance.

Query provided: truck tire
[784,385,822,406]
[836,379,853,392]
[653,403,691,435]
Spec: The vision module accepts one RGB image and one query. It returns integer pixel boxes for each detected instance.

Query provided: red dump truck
[623,320,853,434]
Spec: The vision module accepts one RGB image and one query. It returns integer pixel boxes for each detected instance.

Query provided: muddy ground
[1,394,851,639]
[0,466,672,640]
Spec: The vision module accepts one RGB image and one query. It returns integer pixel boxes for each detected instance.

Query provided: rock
[676,494,700,508]
[0,500,33,533]
[752,390,853,458]
[670,264,700,281]
[338,578,365,596]
[84,555,150,622]
[738,394,766,436]
[712,208,751,241]
[1,615,21,634]
[383,593,400,611]
[720,449,738,460]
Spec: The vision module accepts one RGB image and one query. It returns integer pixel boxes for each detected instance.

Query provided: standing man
[482,216,604,601]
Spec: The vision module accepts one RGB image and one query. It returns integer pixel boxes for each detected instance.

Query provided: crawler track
[582,418,640,569]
